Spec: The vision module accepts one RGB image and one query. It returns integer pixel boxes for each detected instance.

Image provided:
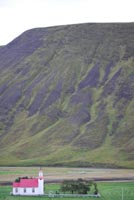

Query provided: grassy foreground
[0,182,134,200]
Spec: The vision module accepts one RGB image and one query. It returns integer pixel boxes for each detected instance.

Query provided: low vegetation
[0,182,134,200]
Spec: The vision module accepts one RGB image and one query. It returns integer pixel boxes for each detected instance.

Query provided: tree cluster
[60,179,98,194]
[15,176,28,182]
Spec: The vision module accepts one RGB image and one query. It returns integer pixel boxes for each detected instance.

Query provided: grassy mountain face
[0,23,134,168]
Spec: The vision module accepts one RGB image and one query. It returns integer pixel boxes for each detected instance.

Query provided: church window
[32,188,35,193]
[15,188,18,193]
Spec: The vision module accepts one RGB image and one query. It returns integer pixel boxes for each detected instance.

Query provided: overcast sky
[0,0,134,45]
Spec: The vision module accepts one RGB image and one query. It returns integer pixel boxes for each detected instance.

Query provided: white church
[12,168,44,196]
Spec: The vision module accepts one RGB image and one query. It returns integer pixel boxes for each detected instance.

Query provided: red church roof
[13,182,20,187]
[13,178,38,188]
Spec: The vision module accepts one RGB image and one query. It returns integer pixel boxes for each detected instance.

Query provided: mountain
[0,23,134,168]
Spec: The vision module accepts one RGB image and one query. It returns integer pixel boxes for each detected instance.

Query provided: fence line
[45,193,101,198]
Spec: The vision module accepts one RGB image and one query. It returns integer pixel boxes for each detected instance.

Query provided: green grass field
[0,182,134,200]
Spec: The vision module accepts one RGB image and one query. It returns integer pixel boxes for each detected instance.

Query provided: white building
[12,169,44,196]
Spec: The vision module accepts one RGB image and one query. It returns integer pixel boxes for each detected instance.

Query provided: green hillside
[0,23,134,168]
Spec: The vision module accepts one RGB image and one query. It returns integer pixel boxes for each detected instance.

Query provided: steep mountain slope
[0,23,134,167]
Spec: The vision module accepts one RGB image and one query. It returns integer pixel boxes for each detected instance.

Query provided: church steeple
[38,167,44,180]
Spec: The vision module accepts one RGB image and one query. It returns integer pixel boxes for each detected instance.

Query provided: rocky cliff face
[0,23,134,167]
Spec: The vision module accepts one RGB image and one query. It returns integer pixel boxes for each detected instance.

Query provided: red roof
[13,182,20,187]
[13,178,38,188]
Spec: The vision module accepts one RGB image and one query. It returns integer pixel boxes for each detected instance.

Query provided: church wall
[13,187,39,196]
